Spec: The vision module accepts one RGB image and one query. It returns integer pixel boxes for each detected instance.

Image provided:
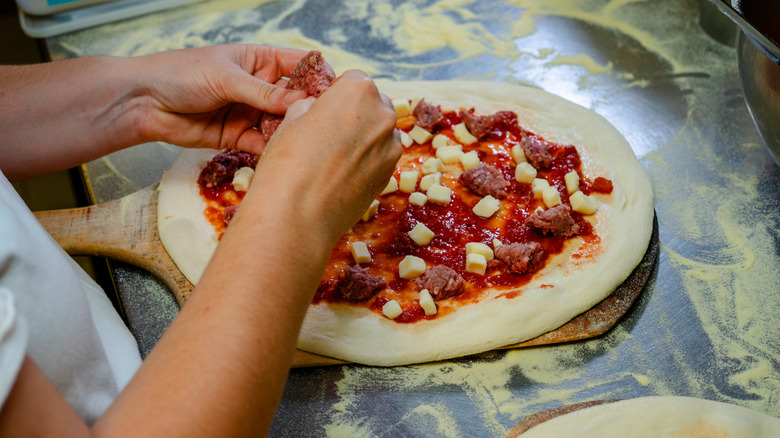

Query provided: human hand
[134,44,312,153]
[244,70,402,246]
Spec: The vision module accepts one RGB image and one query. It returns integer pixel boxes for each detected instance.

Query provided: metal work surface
[45,0,780,436]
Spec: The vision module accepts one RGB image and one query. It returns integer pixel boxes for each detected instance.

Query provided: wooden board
[505,399,622,437]
[34,184,658,367]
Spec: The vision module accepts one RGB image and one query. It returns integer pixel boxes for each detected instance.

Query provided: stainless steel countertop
[45,0,780,436]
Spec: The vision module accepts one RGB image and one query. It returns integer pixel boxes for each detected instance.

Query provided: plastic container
[15,0,118,16]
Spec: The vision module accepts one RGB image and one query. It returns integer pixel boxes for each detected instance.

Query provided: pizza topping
[413,99,443,131]
[432,133,454,149]
[336,265,386,302]
[542,186,562,208]
[465,242,494,261]
[392,98,412,117]
[453,122,478,145]
[592,177,614,194]
[231,167,254,192]
[287,50,334,97]
[493,242,545,275]
[564,171,580,195]
[465,253,488,275]
[399,170,419,193]
[197,150,257,188]
[399,255,427,279]
[350,241,372,264]
[426,184,452,205]
[381,177,398,195]
[511,144,527,164]
[418,289,437,316]
[399,130,414,147]
[570,191,599,215]
[526,204,580,237]
[421,158,443,174]
[515,161,537,183]
[460,150,481,170]
[408,192,428,207]
[382,300,403,319]
[223,204,239,225]
[459,109,515,140]
[414,265,465,300]
[532,178,550,199]
[261,50,335,141]
[408,223,435,246]
[458,164,510,198]
[436,145,464,164]
[419,172,441,191]
[472,195,501,218]
[409,125,433,144]
[361,199,380,222]
[521,135,554,169]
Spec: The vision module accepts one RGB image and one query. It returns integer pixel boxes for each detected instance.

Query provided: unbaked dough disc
[158,81,654,366]
[519,396,780,437]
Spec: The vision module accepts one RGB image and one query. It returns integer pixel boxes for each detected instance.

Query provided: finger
[228,76,307,115]
[284,97,316,121]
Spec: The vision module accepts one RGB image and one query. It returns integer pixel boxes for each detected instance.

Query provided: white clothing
[0,171,141,423]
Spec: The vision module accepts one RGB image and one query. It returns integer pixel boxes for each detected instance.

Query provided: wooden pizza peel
[33,184,659,367]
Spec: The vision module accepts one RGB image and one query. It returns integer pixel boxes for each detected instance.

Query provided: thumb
[229,73,307,114]
[284,97,316,121]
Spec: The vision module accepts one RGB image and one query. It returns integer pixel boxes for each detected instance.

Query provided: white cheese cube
[419,289,437,316]
[436,145,464,164]
[426,184,452,205]
[511,144,527,164]
[532,178,551,199]
[410,97,422,110]
[542,186,562,208]
[421,158,444,175]
[453,122,478,145]
[361,199,380,222]
[564,171,580,195]
[515,162,537,184]
[419,173,441,191]
[408,222,435,246]
[400,130,414,148]
[409,192,428,206]
[472,195,501,218]
[570,190,599,215]
[231,166,254,192]
[399,255,426,279]
[350,241,372,264]
[392,98,411,117]
[492,238,503,248]
[409,125,433,144]
[382,300,403,319]
[460,150,481,170]
[465,242,494,261]
[432,134,454,149]
[399,170,419,193]
[465,253,487,275]
[381,176,398,195]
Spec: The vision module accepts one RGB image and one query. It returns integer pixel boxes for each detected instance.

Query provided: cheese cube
[472,195,500,218]
[419,172,441,191]
[408,222,435,246]
[409,125,433,144]
[392,98,411,117]
[419,289,437,316]
[426,184,452,205]
[382,300,403,319]
[409,192,428,206]
[460,150,481,170]
[421,158,444,175]
[432,134,454,149]
[399,170,419,193]
[400,130,414,148]
[532,178,550,199]
[361,199,380,221]
[515,162,537,183]
[564,171,580,195]
[511,144,527,164]
[399,255,426,279]
[453,122,478,145]
[570,190,599,215]
[465,253,487,275]
[350,241,372,264]
[231,167,254,192]
[465,242,494,261]
[492,238,504,248]
[436,145,464,164]
[381,176,398,195]
[542,186,562,208]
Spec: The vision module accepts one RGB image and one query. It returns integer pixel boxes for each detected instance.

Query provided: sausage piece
[458,164,510,199]
[414,265,465,300]
[526,204,580,237]
[493,242,544,275]
[336,265,386,302]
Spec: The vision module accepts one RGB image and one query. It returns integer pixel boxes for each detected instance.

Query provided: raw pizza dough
[519,396,780,437]
[157,80,654,366]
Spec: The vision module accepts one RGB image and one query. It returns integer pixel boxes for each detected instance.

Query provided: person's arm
[0,47,401,436]
[0,44,307,182]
